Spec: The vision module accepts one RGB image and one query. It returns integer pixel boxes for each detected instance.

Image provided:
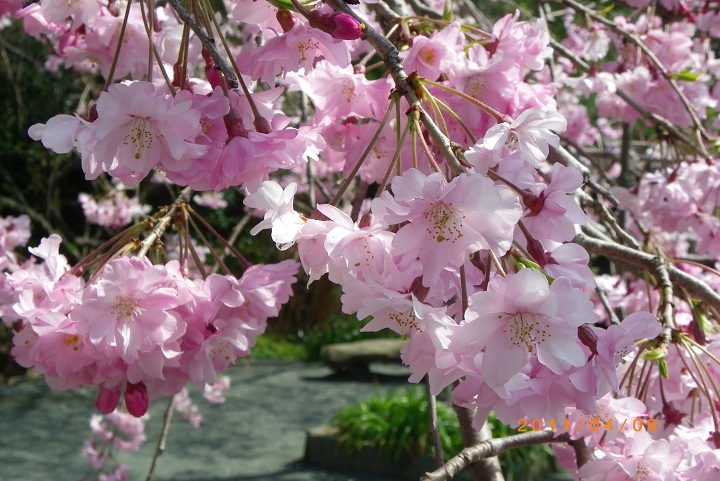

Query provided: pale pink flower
[73,256,184,365]
[78,190,150,229]
[91,81,204,185]
[193,192,228,210]
[521,163,586,242]
[402,22,463,80]
[579,430,683,481]
[459,269,595,389]
[287,61,392,123]
[481,108,567,165]
[372,169,522,287]
[237,23,350,85]
[318,205,395,284]
[571,312,662,397]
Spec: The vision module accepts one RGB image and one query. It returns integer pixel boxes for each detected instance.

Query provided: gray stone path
[0,361,409,481]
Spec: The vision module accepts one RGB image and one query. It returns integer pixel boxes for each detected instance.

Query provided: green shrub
[331,386,464,461]
[330,386,561,481]
[247,334,307,360]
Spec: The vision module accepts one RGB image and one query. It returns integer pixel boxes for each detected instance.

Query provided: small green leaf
[442,0,453,22]
[667,68,701,82]
[602,2,615,14]
[658,359,669,379]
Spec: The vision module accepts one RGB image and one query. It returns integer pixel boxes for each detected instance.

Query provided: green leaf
[602,2,615,14]
[667,68,701,82]
[442,0,453,21]
[658,359,669,379]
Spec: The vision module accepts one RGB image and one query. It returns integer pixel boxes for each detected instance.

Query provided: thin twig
[324,0,464,173]
[167,0,239,88]
[427,383,444,468]
[137,188,193,257]
[561,0,709,142]
[145,396,176,481]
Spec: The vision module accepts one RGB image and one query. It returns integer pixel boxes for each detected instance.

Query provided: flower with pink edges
[372,169,522,287]
[458,269,595,389]
[90,81,205,185]
[480,108,567,165]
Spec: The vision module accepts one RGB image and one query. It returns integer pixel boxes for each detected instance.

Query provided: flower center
[505,132,519,151]
[505,312,550,352]
[425,202,464,243]
[123,117,156,160]
[465,74,487,99]
[389,308,422,334]
[418,46,437,66]
[112,295,142,323]
[63,334,81,351]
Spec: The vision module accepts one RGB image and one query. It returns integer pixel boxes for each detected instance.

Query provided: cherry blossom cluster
[5,233,298,417]
[81,410,147,481]
[78,182,150,229]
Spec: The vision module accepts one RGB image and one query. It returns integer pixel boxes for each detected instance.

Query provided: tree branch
[324,0,463,173]
[166,0,239,89]
[575,233,720,312]
[421,431,571,481]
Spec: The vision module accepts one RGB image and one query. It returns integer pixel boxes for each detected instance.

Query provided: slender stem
[187,206,251,270]
[167,0,239,88]
[415,117,445,175]
[139,0,175,94]
[426,383,444,468]
[328,96,398,206]
[104,0,134,89]
[422,78,509,124]
[145,396,176,481]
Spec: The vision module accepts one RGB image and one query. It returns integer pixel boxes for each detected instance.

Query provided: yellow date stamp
[517,417,658,433]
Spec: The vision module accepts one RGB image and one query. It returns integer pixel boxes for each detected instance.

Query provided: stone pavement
[0,361,410,481]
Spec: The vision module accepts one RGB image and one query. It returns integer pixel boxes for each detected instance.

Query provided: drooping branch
[323,0,464,173]
[421,431,571,481]
[137,187,193,257]
[166,0,239,89]
[560,0,710,144]
[575,233,720,312]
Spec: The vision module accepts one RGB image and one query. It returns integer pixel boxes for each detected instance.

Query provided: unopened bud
[409,276,430,303]
[578,325,598,356]
[124,382,149,418]
[276,9,296,33]
[330,12,364,40]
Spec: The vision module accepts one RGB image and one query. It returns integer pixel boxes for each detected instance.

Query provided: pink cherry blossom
[458,269,595,388]
[480,108,567,165]
[372,169,522,286]
[91,81,204,185]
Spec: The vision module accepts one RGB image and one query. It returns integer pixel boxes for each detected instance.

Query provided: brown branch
[652,256,676,344]
[137,187,193,257]
[421,431,571,481]
[323,0,464,173]
[145,396,176,481]
[451,405,504,481]
[575,233,720,312]
[166,0,239,89]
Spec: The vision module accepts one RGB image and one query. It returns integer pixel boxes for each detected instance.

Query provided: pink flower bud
[124,382,149,417]
[330,12,364,40]
[96,387,121,414]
